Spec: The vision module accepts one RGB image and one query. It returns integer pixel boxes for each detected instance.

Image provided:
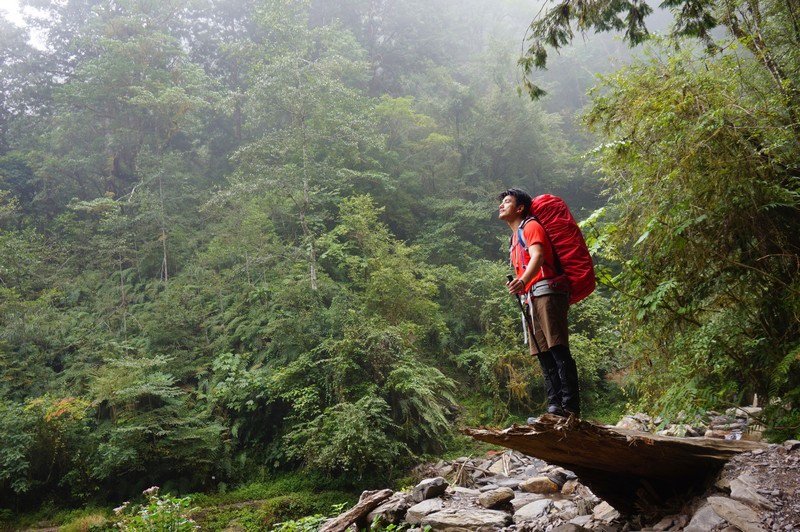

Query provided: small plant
[270,502,347,532]
[113,486,198,531]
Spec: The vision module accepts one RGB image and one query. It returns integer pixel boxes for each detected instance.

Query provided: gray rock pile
[352,439,799,531]
[365,451,623,531]
[616,407,765,441]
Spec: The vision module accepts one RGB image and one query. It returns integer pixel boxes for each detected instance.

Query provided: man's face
[499,194,524,222]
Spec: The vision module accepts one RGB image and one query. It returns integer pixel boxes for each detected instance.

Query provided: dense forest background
[0,0,797,517]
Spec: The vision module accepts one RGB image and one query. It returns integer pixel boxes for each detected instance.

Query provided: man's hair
[498,188,533,216]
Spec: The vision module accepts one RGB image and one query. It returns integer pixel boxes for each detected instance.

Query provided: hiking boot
[537,351,563,411]
[551,344,581,416]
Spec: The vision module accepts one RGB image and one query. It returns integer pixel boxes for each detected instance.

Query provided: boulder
[493,476,521,489]
[513,498,552,523]
[684,504,725,532]
[708,496,765,532]
[366,494,412,526]
[592,501,620,523]
[405,498,444,524]
[421,508,511,530]
[562,479,580,495]
[569,515,593,527]
[783,439,800,452]
[412,477,448,503]
[510,493,546,511]
[730,474,775,510]
[478,487,514,509]
[519,476,559,494]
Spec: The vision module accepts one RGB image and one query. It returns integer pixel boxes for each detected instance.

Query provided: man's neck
[506,215,525,233]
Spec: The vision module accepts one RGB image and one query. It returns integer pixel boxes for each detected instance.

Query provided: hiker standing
[498,188,586,420]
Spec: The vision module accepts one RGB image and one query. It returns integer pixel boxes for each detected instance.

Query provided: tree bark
[464,415,766,515]
[319,489,393,532]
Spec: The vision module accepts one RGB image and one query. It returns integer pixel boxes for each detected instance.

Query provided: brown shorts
[527,293,569,355]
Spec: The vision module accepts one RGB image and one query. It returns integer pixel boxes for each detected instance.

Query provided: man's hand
[507,277,528,295]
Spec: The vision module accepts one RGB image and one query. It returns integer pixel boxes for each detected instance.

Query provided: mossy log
[464,414,766,515]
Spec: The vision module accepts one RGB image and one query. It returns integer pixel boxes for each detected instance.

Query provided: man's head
[498,188,532,222]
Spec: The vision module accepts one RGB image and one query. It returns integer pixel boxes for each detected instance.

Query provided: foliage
[113,486,198,531]
[584,42,800,419]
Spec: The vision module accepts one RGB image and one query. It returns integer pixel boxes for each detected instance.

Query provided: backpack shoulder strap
[517,216,537,250]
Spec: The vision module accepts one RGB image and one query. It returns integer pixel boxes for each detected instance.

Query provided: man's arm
[507,243,544,294]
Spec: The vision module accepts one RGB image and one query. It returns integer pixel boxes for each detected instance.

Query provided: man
[498,188,580,419]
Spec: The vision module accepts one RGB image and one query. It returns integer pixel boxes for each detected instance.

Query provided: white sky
[0,0,25,26]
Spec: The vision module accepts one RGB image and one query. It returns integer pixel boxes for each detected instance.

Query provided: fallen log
[464,414,767,515]
[319,488,393,532]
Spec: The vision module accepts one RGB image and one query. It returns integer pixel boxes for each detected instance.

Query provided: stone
[575,498,595,516]
[592,501,620,522]
[726,406,762,418]
[524,465,538,476]
[783,439,800,451]
[405,498,444,524]
[438,465,453,477]
[569,515,593,527]
[450,486,481,496]
[730,474,776,510]
[651,515,678,530]
[421,508,511,530]
[708,496,765,532]
[494,476,521,489]
[366,494,412,526]
[510,493,546,511]
[478,487,514,509]
[488,456,510,475]
[552,524,589,531]
[412,477,448,503]
[519,476,559,494]
[513,498,552,523]
[547,468,568,487]
[562,479,580,495]
[478,484,498,492]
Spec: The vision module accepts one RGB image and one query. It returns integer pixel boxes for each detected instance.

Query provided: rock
[592,501,620,522]
[488,456,510,475]
[708,496,765,532]
[477,484,498,492]
[510,493,546,511]
[685,503,725,532]
[421,508,511,530]
[569,515,593,527]
[493,476,521,489]
[519,476,559,494]
[726,406,762,418]
[524,465,538,476]
[412,477,448,503]
[554,500,578,520]
[513,498,552,523]
[562,479,580,495]
[783,439,800,451]
[366,494,412,526]
[405,498,444,524]
[730,474,776,510]
[657,423,697,437]
[575,498,596,516]
[552,524,589,531]
[616,413,651,431]
[546,468,568,487]
[478,487,514,509]
[438,465,453,477]
[450,486,481,496]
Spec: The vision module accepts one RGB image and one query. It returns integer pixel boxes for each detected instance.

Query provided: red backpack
[520,194,596,305]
